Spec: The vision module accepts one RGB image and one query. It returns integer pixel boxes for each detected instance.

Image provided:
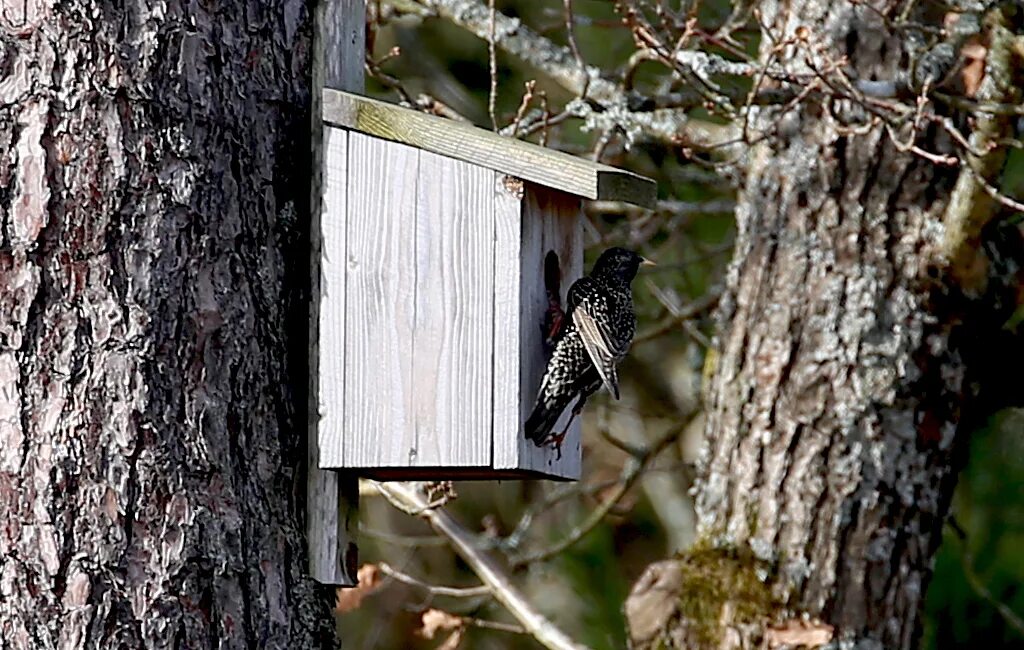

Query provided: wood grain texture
[323,89,656,208]
[492,175,525,471]
[317,127,348,468]
[308,0,364,586]
[515,185,584,479]
[411,151,494,467]
[343,133,419,467]
[322,0,365,94]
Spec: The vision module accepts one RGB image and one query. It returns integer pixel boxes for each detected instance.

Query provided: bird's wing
[573,300,624,400]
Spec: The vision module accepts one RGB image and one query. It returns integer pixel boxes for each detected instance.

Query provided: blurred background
[337,1,1024,647]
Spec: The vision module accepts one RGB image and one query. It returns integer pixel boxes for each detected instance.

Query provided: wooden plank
[492,175,524,470]
[323,89,657,208]
[344,133,419,468]
[516,185,584,479]
[318,127,348,469]
[321,0,364,94]
[545,191,585,475]
[309,0,364,586]
[411,152,493,467]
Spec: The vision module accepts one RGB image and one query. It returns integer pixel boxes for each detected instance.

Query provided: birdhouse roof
[323,89,656,208]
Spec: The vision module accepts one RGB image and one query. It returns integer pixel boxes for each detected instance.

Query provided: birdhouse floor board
[356,467,577,482]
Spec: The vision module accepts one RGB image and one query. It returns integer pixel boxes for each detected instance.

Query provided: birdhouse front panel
[322,129,492,472]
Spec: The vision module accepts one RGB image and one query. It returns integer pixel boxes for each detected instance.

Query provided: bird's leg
[547,395,589,459]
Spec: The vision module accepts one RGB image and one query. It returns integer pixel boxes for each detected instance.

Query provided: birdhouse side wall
[492,182,584,479]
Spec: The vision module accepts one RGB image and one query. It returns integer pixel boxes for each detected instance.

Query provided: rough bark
[0,1,335,647]
[627,2,1024,649]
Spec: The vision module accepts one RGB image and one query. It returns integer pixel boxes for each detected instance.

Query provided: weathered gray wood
[321,154,582,478]
[412,151,494,467]
[514,185,584,479]
[492,175,526,471]
[317,127,349,469]
[322,0,365,93]
[322,89,657,208]
[343,133,419,467]
[308,0,364,586]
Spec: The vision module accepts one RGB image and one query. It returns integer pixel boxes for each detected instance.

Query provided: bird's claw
[546,430,568,460]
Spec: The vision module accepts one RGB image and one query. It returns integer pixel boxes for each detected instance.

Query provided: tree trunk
[0,1,336,646]
[626,2,1024,649]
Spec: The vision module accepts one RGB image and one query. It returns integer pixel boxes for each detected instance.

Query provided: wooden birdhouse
[313,89,655,481]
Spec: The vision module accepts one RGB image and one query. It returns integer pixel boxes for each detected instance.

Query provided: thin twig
[634,283,722,346]
[497,476,627,553]
[509,424,686,568]
[360,526,449,547]
[488,0,498,131]
[948,520,1024,636]
[563,0,590,99]
[509,80,537,138]
[463,616,528,634]
[378,562,492,598]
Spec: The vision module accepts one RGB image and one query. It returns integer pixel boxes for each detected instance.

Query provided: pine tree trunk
[626,2,1023,649]
[0,1,336,646]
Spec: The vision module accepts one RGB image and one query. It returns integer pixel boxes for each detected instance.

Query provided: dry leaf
[418,608,464,640]
[334,564,382,613]
[625,560,685,645]
[765,619,834,648]
[960,39,987,98]
[437,627,465,650]
[943,12,987,97]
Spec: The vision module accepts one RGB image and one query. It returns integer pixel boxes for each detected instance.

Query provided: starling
[525,247,654,447]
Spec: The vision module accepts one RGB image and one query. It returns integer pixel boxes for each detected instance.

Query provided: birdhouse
[314,89,655,481]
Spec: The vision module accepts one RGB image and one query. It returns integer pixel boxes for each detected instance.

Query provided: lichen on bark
[628,2,1024,649]
[627,542,794,649]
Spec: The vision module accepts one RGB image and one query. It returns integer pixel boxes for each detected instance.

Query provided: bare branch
[942,8,1024,282]
[378,562,492,598]
[396,0,740,149]
[509,424,687,567]
[634,284,722,346]
[563,0,589,99]
[375,482,593,650]
[487,0,498,131]
[948,519,1024,637]
[586,199,736,218]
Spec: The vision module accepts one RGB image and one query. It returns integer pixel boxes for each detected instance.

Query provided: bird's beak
[640,257,657,267]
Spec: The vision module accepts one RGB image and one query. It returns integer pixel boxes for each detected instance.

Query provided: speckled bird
[525,247,654,447]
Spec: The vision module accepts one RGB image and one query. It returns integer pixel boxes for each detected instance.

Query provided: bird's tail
[525,400,563,446]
